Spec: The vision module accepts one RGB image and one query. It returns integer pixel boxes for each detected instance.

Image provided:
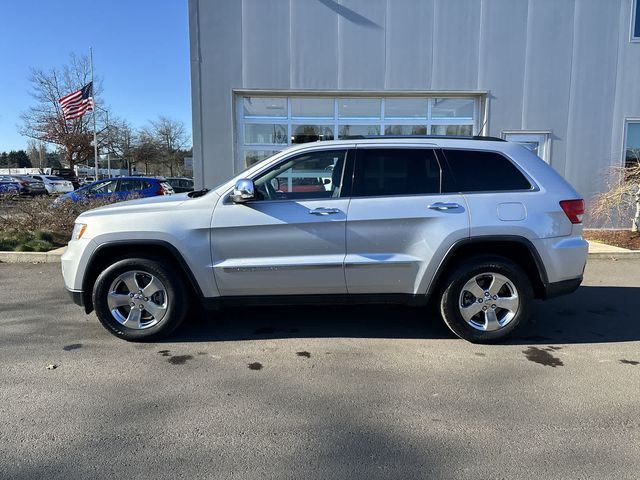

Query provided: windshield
[46,176,64,181]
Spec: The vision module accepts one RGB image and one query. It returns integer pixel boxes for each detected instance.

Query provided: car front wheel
[92,255,189,341]
[439,255,532,343]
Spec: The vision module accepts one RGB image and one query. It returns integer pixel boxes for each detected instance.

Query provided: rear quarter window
[441,149,532,192]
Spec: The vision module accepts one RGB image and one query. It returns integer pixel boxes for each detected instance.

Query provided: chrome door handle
[309,207,341,215]
[428,202,462,211]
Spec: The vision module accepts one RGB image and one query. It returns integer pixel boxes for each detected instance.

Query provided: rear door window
[441,149,532,192]
[352,148,441,197]
[117,179,145,191]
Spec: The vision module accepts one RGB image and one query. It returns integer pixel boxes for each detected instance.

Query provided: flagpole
[90,47,98,180]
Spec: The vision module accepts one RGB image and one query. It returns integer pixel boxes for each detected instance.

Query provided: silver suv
[62,137,588,343]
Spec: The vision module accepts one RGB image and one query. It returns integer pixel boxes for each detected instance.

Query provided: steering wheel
[255,178,277,201]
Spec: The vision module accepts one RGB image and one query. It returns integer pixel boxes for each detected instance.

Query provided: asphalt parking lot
[1,259,639,479]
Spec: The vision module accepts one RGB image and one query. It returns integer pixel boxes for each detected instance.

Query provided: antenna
[476,115,488,136]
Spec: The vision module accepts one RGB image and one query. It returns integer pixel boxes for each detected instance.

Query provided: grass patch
[0,229,63,252]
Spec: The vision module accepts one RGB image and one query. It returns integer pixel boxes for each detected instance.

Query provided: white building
[188,0,640,210]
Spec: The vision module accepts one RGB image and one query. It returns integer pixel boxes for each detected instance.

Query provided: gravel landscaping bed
[584,229,640,250]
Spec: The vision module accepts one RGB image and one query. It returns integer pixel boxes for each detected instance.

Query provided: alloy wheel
[107,271,168,329]
[458,272,519,332]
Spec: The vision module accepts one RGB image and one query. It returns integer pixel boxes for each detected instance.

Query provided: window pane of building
[431,98,474,120]
[353,148,441,197]
[384,98,428,119]
[338,124,380,138]
[291,98,334,118]
[626,122,640,167]
[243,97,287,118]
[431,124,473,136]
[338,98,381,119]
[384,125,427,136]
[243,150,280,167]
[292,125,334,144]
[237,95,479,172]
[244,124,288,144]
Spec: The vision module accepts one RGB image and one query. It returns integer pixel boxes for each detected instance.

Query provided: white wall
[190,0,639,205]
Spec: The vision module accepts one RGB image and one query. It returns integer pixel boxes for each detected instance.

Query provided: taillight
[560,199,584,224]
[157,182,173,195]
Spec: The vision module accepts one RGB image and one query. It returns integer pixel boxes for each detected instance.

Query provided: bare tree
[26,140,47,170]
[590,163,640,232]
[132,130,160,175]
[20,53,106,167]
[106,118,137,173]
[148,116,189,176]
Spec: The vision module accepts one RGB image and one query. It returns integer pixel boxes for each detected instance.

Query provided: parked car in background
[51,168,80,189]
[55,176,174,204]
[79,176,95,186]
[28,175,74,195]
[5,175,48,196]
[0,176,20,195]
[164,177,194,193]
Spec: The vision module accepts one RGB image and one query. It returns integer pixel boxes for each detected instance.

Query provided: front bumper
[66,288,85,307]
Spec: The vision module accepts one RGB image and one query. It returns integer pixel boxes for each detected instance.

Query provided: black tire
[439,255,532,343]
[92,255,189,341]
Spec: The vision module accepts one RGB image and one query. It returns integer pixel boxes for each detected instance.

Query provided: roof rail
[342,135,505,142]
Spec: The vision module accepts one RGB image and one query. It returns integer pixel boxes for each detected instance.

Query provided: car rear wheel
[92,256,188,341]
[439,255,532,343]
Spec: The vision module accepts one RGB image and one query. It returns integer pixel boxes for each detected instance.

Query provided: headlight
[71,223,88,240]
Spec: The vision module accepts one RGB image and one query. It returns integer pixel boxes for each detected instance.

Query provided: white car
[29,175,74,194]
[62,136,588,343]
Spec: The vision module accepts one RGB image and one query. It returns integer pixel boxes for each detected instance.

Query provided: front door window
[253,150,347,201]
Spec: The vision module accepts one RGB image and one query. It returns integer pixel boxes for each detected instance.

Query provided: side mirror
[231,178,255,203]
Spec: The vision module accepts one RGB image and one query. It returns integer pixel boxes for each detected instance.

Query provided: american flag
[58,82,94,120]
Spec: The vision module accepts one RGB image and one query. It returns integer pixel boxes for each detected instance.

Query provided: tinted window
[635,0,640,38]
[352,148,440,197]
[441,149,532,192]
[118,180,146,191]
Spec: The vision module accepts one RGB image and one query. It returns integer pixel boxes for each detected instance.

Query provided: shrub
[590,164,640,231]
[0,193,140,251]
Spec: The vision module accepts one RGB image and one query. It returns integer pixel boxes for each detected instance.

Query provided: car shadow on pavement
[508,285,640,345]
[164,286,640,345]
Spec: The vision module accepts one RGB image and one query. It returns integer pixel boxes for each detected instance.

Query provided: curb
[587,251,640,259]
[0,247,66,264]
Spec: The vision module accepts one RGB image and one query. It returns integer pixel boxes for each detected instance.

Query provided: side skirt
[200,293,430,310]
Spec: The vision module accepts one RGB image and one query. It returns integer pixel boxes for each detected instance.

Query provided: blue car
[0,176,21,195]
[55,176,175,203]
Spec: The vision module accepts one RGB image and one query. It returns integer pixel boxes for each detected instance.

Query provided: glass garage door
[236,95,479,168]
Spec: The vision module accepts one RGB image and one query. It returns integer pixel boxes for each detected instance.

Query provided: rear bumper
[543,276,583,299]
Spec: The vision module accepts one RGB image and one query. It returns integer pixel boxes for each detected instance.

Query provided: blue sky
[0,0,191,151]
